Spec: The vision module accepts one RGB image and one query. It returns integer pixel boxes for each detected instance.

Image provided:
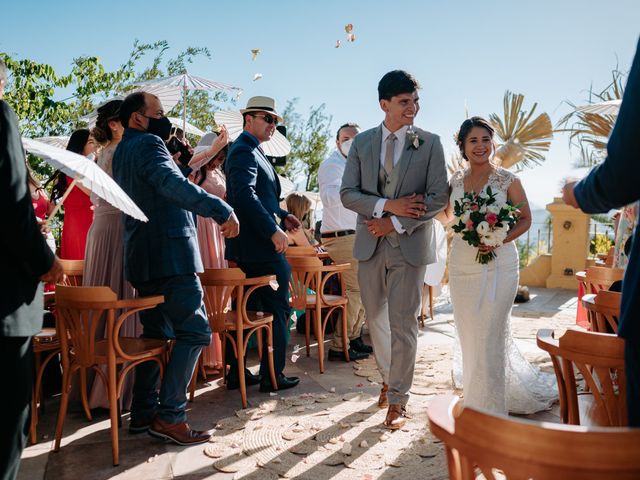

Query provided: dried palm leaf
[489,91,553,170]
[556,68,625,167]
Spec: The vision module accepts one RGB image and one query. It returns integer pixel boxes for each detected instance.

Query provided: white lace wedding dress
[448,168,557,415]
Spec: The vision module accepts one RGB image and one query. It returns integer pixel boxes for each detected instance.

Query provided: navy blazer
[574,38,640,342]
[224,131,288,263]
[113,128,233,284]
[0,101,54,336]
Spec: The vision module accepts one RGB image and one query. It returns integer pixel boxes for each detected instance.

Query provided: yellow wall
[519,198,591,289]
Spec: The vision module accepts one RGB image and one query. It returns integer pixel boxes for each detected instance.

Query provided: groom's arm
[340,137,382,217]
[396,135,448,235]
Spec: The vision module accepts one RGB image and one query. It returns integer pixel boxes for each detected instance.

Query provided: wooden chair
[53,286,166,466]
[536,328,626,426]
[285,245,319,257]
[198,268,278,408]
[31,259,86,443]
[287,256,351,373]
[428,394,640,480]
[581,266,625,295]
[582,289,622,334]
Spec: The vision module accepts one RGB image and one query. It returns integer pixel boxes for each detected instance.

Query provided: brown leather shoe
[148,418,211,446]
[377,383,389,408]
[383,404,408,430]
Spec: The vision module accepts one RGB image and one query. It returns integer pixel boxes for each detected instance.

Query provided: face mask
[86,153,96,162]
[340,138,353,158]
[144,115,172,141]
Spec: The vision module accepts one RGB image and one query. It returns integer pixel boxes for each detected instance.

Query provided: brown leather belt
[321,229,355,238]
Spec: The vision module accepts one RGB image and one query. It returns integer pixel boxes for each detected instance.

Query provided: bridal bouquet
[451,186,521,264]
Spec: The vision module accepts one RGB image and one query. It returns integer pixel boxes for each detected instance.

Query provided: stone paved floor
[18,288,578,479]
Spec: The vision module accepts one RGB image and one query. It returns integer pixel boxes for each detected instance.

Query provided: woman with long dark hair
[82,100,139,409]
[44,129,96,259]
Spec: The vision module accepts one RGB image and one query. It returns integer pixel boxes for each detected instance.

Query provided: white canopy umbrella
[278,175,295,197]
[22,138,148,223]
[168,117,205,136]
[80,87,183,128]
[133,72,243,133]
[34,136,69,149]
[214,110,291,157]
[576,99,621,116]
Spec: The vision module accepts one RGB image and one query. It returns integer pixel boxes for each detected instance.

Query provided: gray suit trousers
[358,240,426,406]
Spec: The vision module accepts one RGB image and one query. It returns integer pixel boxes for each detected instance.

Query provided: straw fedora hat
[239,96,283,123]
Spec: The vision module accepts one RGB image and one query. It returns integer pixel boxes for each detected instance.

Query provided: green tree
[279,99,332,191]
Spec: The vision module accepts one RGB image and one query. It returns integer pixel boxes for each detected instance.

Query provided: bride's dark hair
[456,116,495,160]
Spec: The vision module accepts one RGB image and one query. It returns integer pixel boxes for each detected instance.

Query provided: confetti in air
[253,73,263,81]
[335,40,341,48]
[251,49,261,60]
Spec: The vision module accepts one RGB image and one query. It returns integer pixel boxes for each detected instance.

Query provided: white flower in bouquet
[477,221,490,235]
[479,205,487,214]
[482,232,502,247]
[487,205,500,215]
[460,211,471,224]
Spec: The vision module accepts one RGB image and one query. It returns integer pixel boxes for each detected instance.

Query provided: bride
[439,116,556,415]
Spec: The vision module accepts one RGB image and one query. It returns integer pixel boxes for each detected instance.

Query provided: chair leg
[221,333,227,386]
[108,358,119,465]
[30,387,38,445]
[305,310,311,357]
[256,329,263,360]
[237,335,247,409]
[79,367,92,421]
[267,326,278,391]
[53,366,74,452]
[341,306,350,362]
[315,307,324,374]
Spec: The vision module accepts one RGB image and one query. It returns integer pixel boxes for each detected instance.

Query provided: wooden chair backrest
[428,395,640,480]
[198,268,244,333]
[583,266,625,294]
[584,289,622,333]
[537,328,626,426]
[285,246,318,257]
[59,259,84,286]
[55,286,117,368]
[287,256,323,310]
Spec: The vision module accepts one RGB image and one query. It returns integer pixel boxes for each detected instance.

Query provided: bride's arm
[504,178,532,243]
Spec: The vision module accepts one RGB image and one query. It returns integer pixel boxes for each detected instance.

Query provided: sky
[3,0,639,211]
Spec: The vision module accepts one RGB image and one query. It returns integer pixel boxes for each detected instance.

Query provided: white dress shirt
[372,124,409,233]
[318,149,358,232]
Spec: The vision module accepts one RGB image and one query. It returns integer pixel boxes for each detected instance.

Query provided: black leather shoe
[328,348,369,362]
[226,369,262,390]
[350,336,373,354]
[259,374,300,392]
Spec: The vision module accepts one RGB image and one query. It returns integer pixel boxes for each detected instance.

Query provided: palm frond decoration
[489,91,553,170]
[556,68,625,168]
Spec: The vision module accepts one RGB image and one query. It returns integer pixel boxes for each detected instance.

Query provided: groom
[341,70,448,429]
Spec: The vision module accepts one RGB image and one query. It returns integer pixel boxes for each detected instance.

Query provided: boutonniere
[407,130,423,150]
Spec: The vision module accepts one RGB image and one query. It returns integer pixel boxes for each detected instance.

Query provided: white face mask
[340,138,353,158]
[86,153,96,162]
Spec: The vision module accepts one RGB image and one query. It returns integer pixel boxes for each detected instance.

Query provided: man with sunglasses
[224,96,301,393]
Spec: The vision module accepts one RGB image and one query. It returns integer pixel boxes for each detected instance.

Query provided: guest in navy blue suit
[563,37,640,426]
[113,92,239,445]
[225,96,301,392]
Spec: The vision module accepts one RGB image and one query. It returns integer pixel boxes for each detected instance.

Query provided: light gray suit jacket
[340,124,448,267]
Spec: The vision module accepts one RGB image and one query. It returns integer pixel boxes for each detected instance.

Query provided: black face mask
[143,115,172,141]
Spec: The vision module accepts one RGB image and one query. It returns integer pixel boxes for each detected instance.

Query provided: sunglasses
[250,113,279,125]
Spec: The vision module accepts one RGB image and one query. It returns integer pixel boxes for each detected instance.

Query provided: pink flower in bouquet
[465,219,474,230]
[486,212,498,226]
[470,204,479,212]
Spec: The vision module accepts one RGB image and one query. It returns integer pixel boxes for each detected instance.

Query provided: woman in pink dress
[45,129,96,259]
[188,129,231,373]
